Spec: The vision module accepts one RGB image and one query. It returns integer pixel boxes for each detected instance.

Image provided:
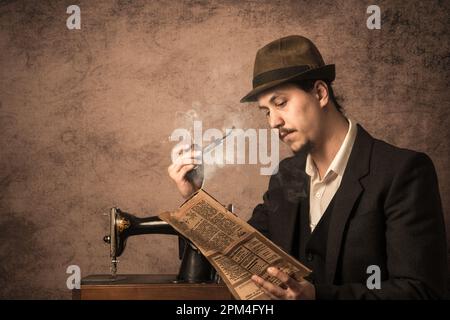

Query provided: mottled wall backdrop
[0,0,448,298]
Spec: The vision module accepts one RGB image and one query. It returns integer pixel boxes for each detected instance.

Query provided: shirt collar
[305,117,358,180]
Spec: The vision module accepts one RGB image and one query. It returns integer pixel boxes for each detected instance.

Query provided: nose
[268,108,284,129]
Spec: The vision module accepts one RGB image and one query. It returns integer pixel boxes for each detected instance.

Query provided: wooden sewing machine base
[73,274,233,300]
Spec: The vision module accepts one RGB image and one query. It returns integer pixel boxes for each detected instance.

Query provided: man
[168,35,448,299]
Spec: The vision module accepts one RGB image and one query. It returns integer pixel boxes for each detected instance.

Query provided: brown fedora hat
[240,35,335,103]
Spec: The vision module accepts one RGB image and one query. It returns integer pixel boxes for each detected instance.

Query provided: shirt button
[307,253,314,262]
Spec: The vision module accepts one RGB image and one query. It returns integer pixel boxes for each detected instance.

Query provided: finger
[168,163,182,177]
[251,275,278,300]
[170,144,193,164]
[267,267,299,289]
[251,275,286,299]
[169,163,184,175]
[172,143,202,157]
[257,284,280,300]
[179,164,196,178]
[172,155,201,167]
[169,163,195,176]
[172,144,191,155]
[252,275,283,300]
[193,144,204,154]
[173,151,202,165]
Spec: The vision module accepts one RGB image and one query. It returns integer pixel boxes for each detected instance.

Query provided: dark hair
[291,79,344,114]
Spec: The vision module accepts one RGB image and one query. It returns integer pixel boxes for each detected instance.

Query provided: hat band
[252,65,310,88]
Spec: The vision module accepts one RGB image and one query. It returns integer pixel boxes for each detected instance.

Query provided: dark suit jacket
[248,124,448,299]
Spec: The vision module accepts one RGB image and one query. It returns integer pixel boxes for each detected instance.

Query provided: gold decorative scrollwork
[116,218,131,233]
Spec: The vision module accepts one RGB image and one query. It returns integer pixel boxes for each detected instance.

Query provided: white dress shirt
[305,118,358,231]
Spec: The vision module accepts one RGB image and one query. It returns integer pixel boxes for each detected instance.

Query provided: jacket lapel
[325,124,373,283]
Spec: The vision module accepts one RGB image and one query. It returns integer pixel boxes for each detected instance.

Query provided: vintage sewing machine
[74,204,235,299]
[102,207,219,283]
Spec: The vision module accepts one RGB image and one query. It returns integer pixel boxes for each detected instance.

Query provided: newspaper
[159,189,311,300]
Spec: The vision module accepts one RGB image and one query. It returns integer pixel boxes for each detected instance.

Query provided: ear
[314,80,329,109]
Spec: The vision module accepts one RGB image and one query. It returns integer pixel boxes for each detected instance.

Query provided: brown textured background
[0,0,448,299]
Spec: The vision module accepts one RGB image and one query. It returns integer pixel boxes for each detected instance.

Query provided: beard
[292,139,314,156]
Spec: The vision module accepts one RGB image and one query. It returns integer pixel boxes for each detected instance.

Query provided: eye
[259,107,270,117]
[275,100,287,108]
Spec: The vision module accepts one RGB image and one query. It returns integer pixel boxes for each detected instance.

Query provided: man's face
[257,83,323,153]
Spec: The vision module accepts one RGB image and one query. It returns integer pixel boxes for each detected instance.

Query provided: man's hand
[251,267,316,300]
[168,144,204,199]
